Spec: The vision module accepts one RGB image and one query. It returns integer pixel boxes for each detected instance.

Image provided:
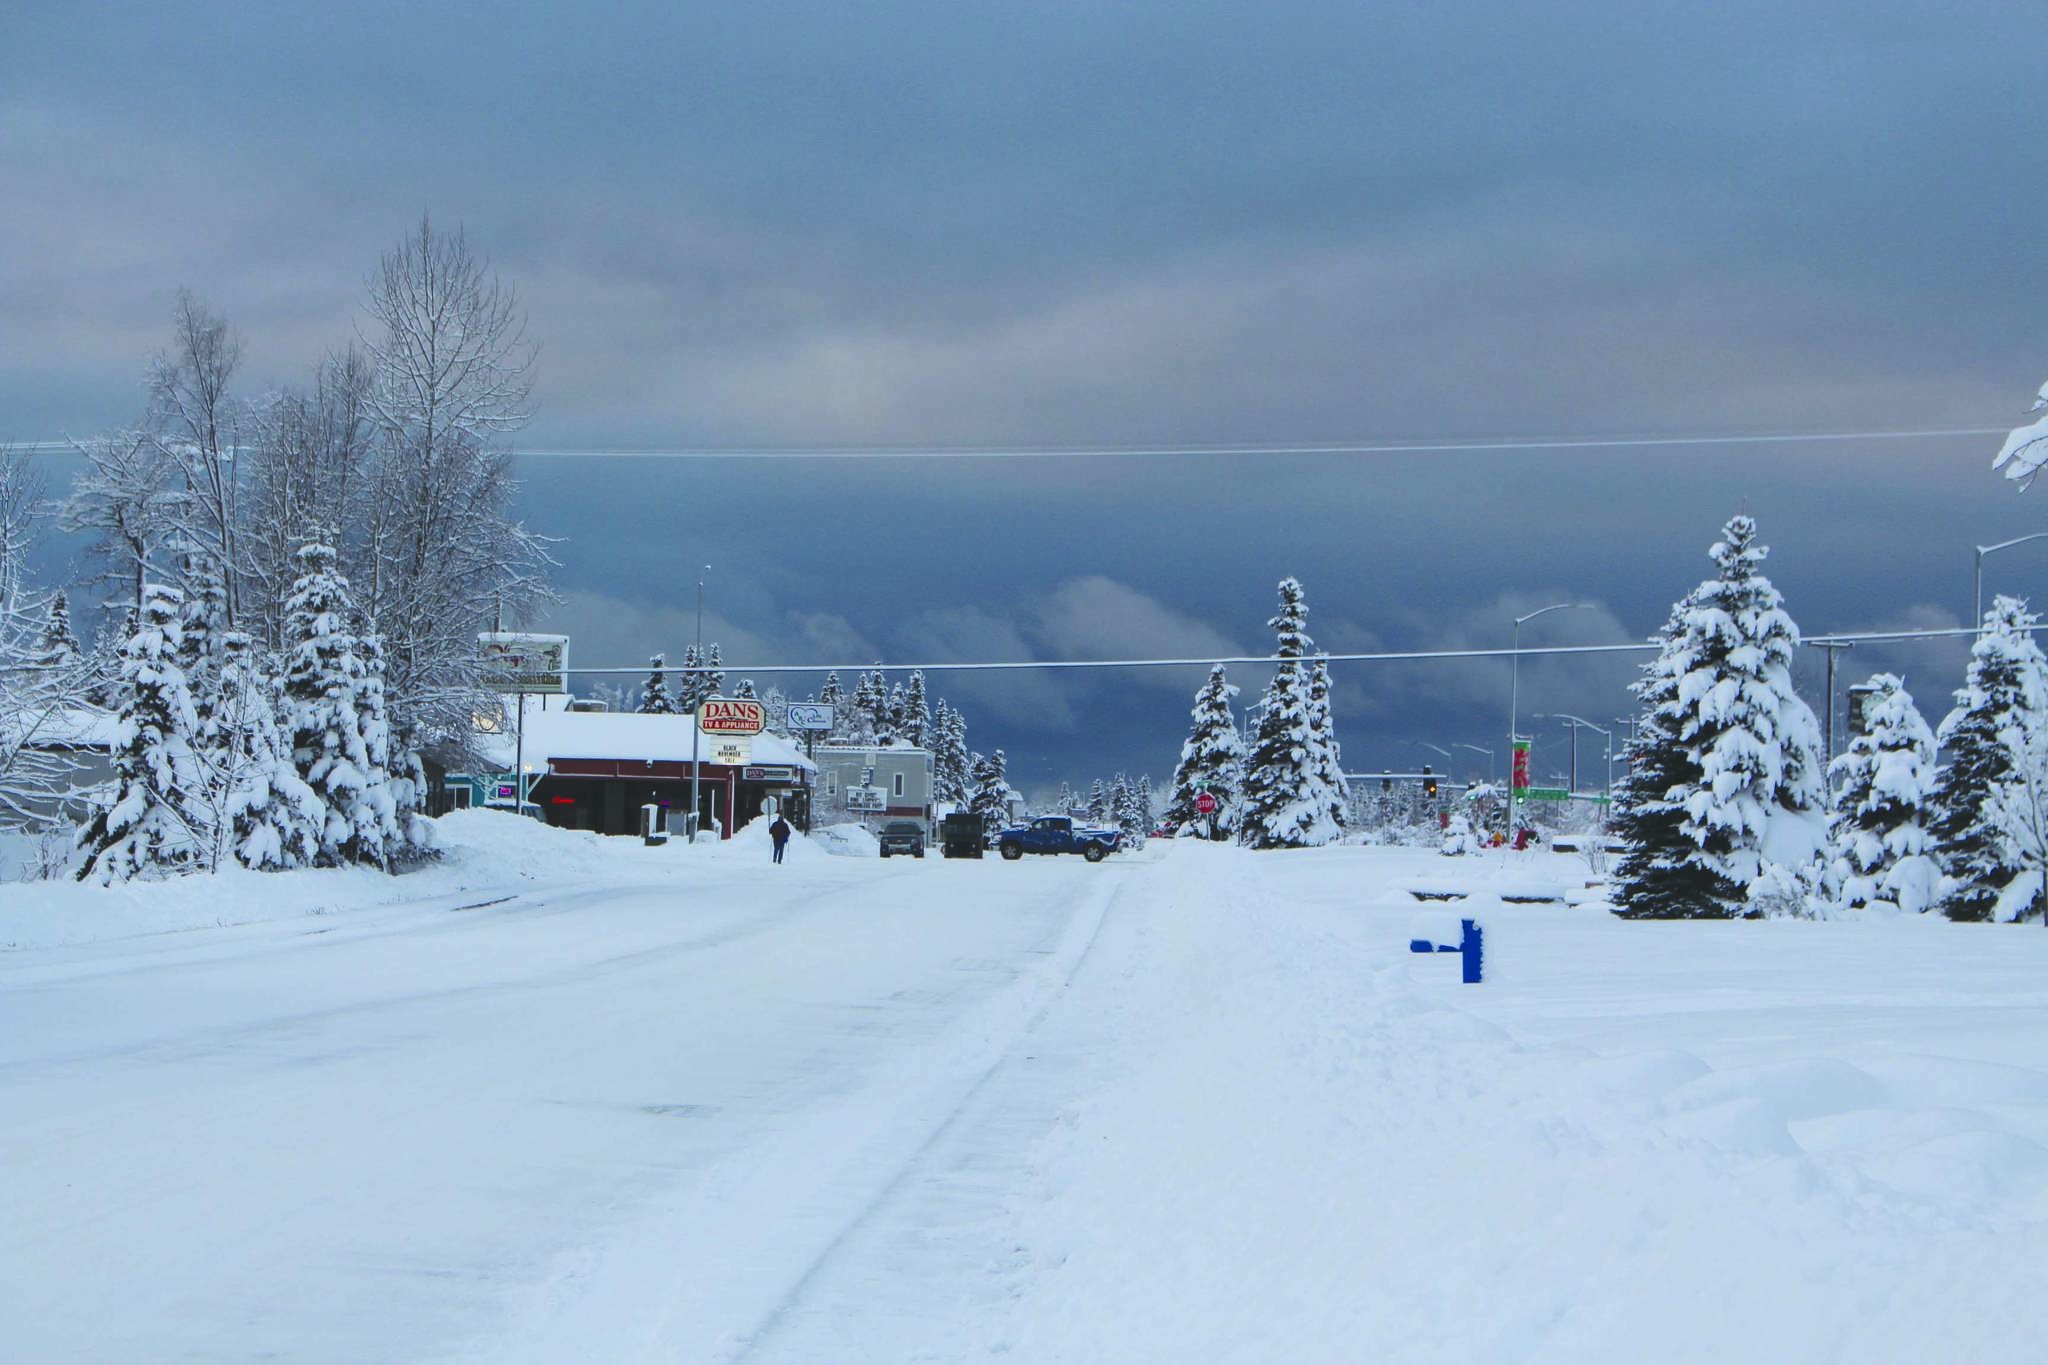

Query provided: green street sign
[1523,786,1571,801]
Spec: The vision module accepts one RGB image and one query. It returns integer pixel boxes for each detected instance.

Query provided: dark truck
[996,815,1122,863]
[939,812,986,859]
[877,820,926,858]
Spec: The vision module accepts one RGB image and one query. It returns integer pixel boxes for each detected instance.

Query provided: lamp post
[1509,603,1595,837]
[689,564,711,843]
[1974,533,2048,631]
[1545,713,1613,806]
[1454,743,1495,786]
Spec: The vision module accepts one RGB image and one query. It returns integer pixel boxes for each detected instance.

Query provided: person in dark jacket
[769,815,792,864]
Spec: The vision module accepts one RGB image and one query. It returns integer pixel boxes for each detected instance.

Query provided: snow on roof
[516,710,815,770]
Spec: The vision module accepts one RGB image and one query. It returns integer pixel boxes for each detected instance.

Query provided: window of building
[892,772,905,797]
[827,770,837,796]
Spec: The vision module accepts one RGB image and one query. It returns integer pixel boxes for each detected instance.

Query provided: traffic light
[1381,772,1392,792]
[1423,765,1438,799]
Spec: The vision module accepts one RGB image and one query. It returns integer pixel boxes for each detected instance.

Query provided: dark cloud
[7,1,2048,793]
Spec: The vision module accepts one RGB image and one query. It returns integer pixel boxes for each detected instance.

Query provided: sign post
[1196,788,1218,841]
[688,697,766,842]
[479,633,569,809]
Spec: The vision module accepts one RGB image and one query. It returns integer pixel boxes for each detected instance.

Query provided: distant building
[811,739,934,833]
[509,710,816,837]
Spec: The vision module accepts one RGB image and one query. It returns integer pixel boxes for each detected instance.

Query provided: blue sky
[6,1,2047,792]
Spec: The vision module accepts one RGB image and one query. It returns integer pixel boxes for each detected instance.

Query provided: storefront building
[516,711,815,837]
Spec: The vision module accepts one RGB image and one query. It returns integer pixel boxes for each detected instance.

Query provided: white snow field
[6,818,2048,1363]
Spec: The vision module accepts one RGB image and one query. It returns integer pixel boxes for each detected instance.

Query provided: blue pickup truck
[995,815,1123,863]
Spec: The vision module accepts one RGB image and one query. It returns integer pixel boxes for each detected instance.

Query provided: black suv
[877,821,926,858]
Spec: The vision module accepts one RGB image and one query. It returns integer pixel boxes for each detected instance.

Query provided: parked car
[940,812,986,859]
[996,815,1122,863]
[877,820,926,858]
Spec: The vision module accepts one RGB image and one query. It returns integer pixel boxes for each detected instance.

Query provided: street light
[1509,603,1596,836]
[1453,743,1495,786]
[1974,533,2048,630]
[689,564,711,844]
[1543,713,1613,805]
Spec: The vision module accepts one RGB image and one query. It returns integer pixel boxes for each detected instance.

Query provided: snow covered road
[2,829,1129,1362]
[8,821,2048,1363]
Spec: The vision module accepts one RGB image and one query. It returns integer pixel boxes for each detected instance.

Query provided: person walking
[769,814,792,864]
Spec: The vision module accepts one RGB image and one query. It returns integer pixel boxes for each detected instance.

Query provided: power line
[8,425,2004,463]
[564,624,2020,677]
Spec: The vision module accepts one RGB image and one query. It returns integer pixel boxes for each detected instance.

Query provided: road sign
[1523,786,1571,801]
[1195,791,1218,814]
[697,697,766,735]
[784,703,835,732]
[478,633,568,694]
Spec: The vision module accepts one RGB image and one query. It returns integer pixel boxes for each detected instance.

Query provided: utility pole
[689,564,710,842]
[1806,639,1856,766]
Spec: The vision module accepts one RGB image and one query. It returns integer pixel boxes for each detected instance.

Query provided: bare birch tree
[356,215,554,757]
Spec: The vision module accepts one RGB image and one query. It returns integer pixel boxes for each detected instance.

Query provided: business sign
[478,633,569,695]
[1510,740,1532,791]
[744,766,797,783]
[845,785,887,812]
[784,703,835,732]
[697,697,766,735]
[708,736,754,767]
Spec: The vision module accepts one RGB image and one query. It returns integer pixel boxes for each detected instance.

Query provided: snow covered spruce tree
[1612,594,1728,916]
[1086,777,1109,823]
[638,654,676,715]
[969,749,1011,823]
[1110,773,1146,847]
[931,700,972,806]
[1240,577,1343,849]
[1826,674,1941,914]
[75,584,203,882]
[280,541,407,869]
[1168,663,1246,838]
[1930,596,2048,921]
[212,631,322,870]
[37,589,81,667]
[901,670,931,749]
[1304,655,1348,836]
[1612,518,1827,917]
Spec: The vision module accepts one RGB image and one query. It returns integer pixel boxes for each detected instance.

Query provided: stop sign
[1195,792,1218,814]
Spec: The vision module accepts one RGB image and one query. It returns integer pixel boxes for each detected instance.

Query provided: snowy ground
[5,820,2048,1362]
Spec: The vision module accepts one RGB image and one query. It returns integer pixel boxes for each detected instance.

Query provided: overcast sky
[7,1,2047,794]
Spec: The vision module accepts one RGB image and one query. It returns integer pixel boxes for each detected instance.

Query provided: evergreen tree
[1826,673,1940,914]
[676,645,702,711]
[1057,780,1074,815]
[36,589,80,668]
[882,680,904,739]
[1111,772,1146,847]
[177,550,230,773]
[1239,577,1340,849]
[969,749,1011,822]
[1304,655,1348,834]
[280,541,402,869]
[700,643,725,704]
[1136,774,1156,831]
[1613,594,1739,918]
[1168,664,1247,838]
[732,676,758,701]
[1931,595,2048,921]
[1086,777,1109,822]
[215,631,323,870]
[818,670,846,736]
[932,701,971,805]
[1613,517,1825,917]
[902,670,931,749]
[638,653,676,715]
[76,584,203,882]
